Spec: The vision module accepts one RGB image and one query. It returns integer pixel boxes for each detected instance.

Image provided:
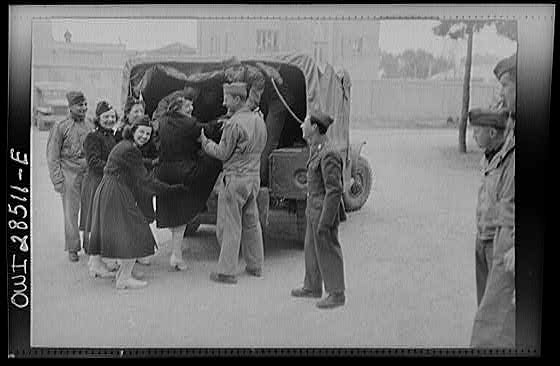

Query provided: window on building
[224,32,233,55]
[256,29,279,53]
[313,41,328,64]
[352,37,364,56]
[209,35,220,55]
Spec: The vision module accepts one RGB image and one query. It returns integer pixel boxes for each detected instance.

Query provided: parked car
[33,82,72,130]
[121,53,373,243]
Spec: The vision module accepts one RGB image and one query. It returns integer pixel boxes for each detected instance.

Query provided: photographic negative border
[8,4,552,357]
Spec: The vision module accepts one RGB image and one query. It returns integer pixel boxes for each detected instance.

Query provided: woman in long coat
[115,97,159,265]
[154,93,222,270]
[88,116,185,289]
[115,98,159,220]
[80,101,118,278]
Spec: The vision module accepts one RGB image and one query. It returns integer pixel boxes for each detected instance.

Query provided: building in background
[197,19,381,82]
[32,20,196,121]
[32,20,134,118]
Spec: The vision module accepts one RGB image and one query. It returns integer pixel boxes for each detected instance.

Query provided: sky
[379,20,517,59]
[51,18,517,58]
[51,19,198,50]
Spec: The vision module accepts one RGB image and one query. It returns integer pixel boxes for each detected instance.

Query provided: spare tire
[343,156,373,212]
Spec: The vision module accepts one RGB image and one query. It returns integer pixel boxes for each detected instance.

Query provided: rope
[270,77,304,125]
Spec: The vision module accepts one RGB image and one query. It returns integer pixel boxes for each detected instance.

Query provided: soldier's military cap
[95,100,113,117]
[310,110,334,129]
[223,82,248,98]
[468,108,509,129]
[66,91,86,106]
[493,54,517,80]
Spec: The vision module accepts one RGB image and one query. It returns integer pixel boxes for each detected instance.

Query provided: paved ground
[31,127,483,348]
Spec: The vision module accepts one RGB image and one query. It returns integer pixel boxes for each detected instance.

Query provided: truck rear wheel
[343,155,373,212]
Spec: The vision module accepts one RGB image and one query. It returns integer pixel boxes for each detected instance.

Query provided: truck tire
[343,155,373,212]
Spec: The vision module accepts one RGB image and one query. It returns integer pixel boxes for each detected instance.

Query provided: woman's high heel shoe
[170,253,188,271]
[89,266,117,279]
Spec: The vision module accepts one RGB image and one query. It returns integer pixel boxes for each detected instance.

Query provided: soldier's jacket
[46,116,91,186]
[305,139,344,230]
[186,62,283,111]
[471,125,515,348]
[202,106,267,177]
[475,129,515,242]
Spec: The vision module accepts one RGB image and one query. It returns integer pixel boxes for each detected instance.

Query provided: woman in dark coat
[154,92,222,271]
[88,116,185,289]
[115,97,159,265]
[80,101,118,278]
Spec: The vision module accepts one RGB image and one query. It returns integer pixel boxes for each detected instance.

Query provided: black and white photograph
[7,4,551,357]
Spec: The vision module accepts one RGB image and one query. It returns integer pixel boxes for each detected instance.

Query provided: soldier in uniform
[46,91,91,262]
[470,108,512,306]
[494,54,516,144]
[291,111,346,309]
[469,110,515,347]
[470,54,516,348]
[200,82,267,284]
[187,57,287,186]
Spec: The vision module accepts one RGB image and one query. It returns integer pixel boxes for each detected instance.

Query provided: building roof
[145,42,197,55]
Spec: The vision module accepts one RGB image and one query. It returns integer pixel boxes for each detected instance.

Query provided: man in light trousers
[46,91,91,262]
[200,82,267,284]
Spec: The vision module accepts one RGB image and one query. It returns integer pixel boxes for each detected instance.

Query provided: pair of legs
[292,216,346,308]
[475,237,494,306]
[302,218,345,295]
[215,175,264,278]
[115,259,147,289]
[471,227,515,348]
[169,224,188,270]
[60,170,85,261]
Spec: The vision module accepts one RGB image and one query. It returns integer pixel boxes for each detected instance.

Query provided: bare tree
[433,20,517,153]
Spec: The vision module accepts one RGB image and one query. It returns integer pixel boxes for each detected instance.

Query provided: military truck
[121,53,373,243]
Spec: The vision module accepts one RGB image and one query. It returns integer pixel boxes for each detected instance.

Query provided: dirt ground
[30,127,483,348]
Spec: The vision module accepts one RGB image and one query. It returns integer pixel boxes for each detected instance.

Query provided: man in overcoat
[470,54,516,347]
[291,111,346,309]
[200,82,267,284]
[46,91,91,262]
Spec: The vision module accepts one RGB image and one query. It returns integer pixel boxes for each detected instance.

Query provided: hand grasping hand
[199,128,208,144]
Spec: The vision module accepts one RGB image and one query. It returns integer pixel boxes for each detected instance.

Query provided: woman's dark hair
[166,95,188,115]
[93,110,119,129]
[123,96,146,124]
[122,115,152,140]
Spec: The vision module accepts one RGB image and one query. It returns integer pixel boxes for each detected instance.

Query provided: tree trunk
[459,24,474,153]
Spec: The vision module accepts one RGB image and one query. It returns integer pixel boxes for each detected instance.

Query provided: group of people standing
[468,53,516,348]
[46,88,224,289]
[46,66,347,309]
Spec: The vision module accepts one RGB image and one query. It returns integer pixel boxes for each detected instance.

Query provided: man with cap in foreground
[200,82,267,284]
[46,91,92,262]
[494,53,516,308]
[468,107,515,347]
[291,111,346,309]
